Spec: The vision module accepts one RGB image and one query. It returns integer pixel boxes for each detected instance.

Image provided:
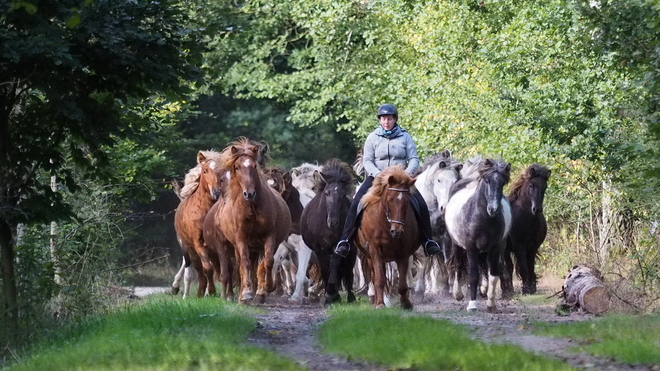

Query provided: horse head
[225,139,262,201]
[318,159,354,229]
[510,164,551,215]
[197,152,226,201]
[264,166,287,195]
[432,160,463,215]
[478,159,511,217]
[382,170,416,238]
[290,162,322,205]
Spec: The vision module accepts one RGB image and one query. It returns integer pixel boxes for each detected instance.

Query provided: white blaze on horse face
[209,160,217,170]
[396,192,403,201]
[242,158,253,168]
[267,179,275,186]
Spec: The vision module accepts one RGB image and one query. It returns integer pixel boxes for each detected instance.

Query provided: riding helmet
[376,104,398,119]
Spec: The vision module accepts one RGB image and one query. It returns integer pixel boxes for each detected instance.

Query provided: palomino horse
[413,150,463,299]
[445,158,512,312]
[173,151,225,298]
[352,166,419,309]
[209,138,292,303]
[501,164,551,297]
[300,159,356,304]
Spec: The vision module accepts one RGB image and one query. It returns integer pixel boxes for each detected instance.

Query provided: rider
[334,103,442,258]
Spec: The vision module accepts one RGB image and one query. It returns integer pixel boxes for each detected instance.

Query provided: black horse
[501,164,551,297]
[445,158,512,312]
[300,159,356,304]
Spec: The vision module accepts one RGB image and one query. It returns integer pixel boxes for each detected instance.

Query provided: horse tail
[183,249,191,268]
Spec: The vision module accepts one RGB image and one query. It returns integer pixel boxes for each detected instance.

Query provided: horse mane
[507,163,551,203]
[179,150,223,199]
[418,149,453,173]
[352,145,365,178]
[361,166,413,209]
[460,155,483,180]
[291,162,323,188]
[320,159,355,194]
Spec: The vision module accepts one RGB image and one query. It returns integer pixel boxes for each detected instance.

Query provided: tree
[0,0,204,342]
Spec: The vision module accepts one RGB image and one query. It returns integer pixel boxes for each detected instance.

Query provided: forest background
[2,0,660,354]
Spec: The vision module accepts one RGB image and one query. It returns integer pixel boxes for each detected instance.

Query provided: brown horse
[209,138,292,303]
[173,151,225,298]
[353,166,419,309]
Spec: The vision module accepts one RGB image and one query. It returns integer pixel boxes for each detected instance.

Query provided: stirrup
[424,240,442,257]
[334,240,350,258]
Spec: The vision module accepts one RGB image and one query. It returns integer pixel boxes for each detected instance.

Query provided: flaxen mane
[507,164,551,204]
[179,150,223,199]
[361,166,414,208]
[320,159,355,194]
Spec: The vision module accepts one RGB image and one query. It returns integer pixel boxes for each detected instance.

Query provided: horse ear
[197,151,207,164]
[527,166,536,178]
[455,164,463,172]
[313,170,325,183]
[441,149,451,158]
[283,171,292,184]
[231,146,239,155]
[260,142,269,156]
[408,177,417,187]
[438,161,448,169]
[547,169,552,179]
[291,168,301,177]
[505,163,512,173]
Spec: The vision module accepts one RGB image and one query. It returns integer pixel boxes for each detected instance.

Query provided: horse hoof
[375,304,386,309]
[487,305,497,313]
[454,293,464,301]
[255,294,266,304]
[401,302,413,311]
[347,292,356,303]
[171,286,180,295]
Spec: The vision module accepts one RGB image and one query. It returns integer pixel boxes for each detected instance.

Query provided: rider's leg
[334,176,374,257]
[410,191,442,256]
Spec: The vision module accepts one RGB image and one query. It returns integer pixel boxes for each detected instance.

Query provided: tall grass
[533,314,660,364]
[319,305,574,371]
[7,296,303,371]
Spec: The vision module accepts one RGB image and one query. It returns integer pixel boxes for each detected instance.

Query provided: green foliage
[319,306,574,371]
[8,298,303,371]
[533,314,660,364]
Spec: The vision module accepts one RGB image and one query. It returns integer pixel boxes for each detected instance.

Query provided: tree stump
[561,264,609,314]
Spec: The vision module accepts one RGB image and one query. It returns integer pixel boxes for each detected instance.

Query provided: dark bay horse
[300,159,356,304]
[173,151,225,298]
[209,138,292,303]
[501,164,551,297]
[445,158,512,312]
[352,166,419,309]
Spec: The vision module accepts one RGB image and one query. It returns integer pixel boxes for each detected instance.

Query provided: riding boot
[424,239,442,257]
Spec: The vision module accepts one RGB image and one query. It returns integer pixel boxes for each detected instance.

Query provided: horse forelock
[222,137,260,166]
[362,166,413,208]
[477,158,511,184]
[508,163,550,203]
[320,159,355,191]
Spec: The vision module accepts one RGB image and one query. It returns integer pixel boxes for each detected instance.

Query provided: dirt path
[132,285,656,371]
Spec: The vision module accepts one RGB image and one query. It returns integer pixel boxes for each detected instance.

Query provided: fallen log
[561,264,609,314]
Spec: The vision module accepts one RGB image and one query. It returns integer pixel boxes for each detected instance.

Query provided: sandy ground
[131,278,658,371]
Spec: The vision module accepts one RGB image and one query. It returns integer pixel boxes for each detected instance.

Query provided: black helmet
[376,104,398,118]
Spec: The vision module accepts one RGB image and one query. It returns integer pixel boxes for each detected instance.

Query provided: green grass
[7,296,303,371]
[533,314,660,365]
[318,305,574,371]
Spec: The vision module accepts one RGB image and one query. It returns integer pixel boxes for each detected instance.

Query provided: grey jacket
[363,124,420,177]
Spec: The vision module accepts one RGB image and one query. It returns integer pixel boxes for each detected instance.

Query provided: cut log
[561,264,609,314]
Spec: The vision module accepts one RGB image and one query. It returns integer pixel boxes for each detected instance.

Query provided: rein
[385,187,409,225]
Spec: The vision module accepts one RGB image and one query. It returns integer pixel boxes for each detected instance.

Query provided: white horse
[412,150,463,301]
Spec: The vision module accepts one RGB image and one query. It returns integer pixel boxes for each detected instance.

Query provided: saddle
[356,194,422,219]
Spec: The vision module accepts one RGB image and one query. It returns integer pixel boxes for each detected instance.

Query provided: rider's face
[379,114,396,131]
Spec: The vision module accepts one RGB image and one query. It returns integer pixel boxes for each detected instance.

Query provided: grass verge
[318,305,574,371]
[7,295,303,371]
[532,314,660,365]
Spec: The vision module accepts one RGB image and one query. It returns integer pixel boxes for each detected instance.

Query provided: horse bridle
[384,187,409,226]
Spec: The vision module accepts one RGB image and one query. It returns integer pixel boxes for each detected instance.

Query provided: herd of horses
[171,138,551,312]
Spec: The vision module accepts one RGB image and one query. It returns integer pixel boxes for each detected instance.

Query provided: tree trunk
[0,219,18,343]
[562,264,609,314]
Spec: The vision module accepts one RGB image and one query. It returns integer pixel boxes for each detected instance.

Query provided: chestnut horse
[209,138,292,303]
[352,166,419,309]
[501,164,551,297]
[173,151,225,298]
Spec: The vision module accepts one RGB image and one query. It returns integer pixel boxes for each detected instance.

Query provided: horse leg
[527,245,539,294]
[291,237,312,302]
[183,265,195,299]
[413,255,426,303]
[516,245,533,295]
[342,247,357,303]
[172,256,186,295]
[501,242,515,299]
[324,254,342,303]
[235,243,253,303]
[486,245,504,312]
[466,248,480,312]
[372,253,386,309]
[260,236,278,296]
[397,258,413,310]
